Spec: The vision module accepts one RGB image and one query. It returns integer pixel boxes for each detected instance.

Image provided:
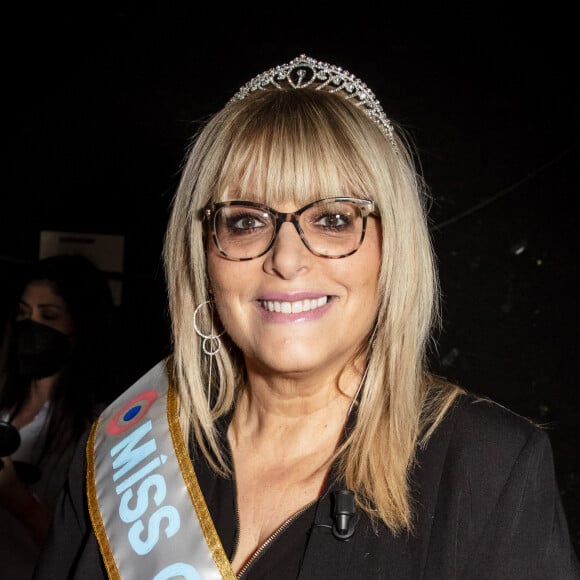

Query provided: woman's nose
[264,221,311,278]
[25,308,47,325]
[29,309,43,323]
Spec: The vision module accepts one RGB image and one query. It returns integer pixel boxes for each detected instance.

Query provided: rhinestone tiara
[230,54,397,149]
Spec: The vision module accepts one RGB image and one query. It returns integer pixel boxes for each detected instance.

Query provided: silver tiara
[230,54,397,149]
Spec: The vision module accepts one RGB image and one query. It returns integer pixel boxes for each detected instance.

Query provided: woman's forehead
[20,280,65,306]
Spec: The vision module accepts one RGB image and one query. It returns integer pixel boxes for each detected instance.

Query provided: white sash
[87,359,236,580]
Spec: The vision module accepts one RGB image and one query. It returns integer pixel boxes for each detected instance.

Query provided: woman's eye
[314,212,351,228]
[227,213,268,232]
[39,307,62,322]
[41,313,59,322]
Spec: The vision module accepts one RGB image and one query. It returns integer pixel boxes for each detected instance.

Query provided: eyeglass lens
[213,199,367,259]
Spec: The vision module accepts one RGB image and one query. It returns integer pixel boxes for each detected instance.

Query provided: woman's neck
[228,366,364,459]
[11,375,57,429]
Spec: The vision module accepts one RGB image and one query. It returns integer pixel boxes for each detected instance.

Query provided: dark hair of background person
[0,254,121,455]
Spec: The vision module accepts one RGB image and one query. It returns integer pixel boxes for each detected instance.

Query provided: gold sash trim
[166,371,236,579]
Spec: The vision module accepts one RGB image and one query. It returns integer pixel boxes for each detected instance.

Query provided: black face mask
[15,319,71,379]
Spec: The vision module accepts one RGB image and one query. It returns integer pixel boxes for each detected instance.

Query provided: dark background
[2,5,578,554]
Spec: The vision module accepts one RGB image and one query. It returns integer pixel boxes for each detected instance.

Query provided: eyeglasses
[204,197,376,261]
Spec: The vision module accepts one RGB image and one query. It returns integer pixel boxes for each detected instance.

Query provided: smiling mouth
[259,296,329,314]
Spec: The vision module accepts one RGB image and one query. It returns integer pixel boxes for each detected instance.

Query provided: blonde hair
[163,84,462,534]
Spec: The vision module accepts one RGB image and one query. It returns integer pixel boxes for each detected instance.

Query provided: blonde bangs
[211,89,385,208]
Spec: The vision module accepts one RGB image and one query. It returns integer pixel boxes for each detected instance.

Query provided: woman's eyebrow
[38,303,66,310]
[19,300,66,310]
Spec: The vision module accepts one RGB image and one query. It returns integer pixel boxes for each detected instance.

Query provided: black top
[33,392,579,579]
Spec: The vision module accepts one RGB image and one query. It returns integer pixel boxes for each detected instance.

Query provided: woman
[33,55,578,579]
[0,254,118,579]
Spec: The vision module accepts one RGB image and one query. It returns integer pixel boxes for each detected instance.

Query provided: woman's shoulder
[415,390,560,526]
[450,391,543,436]
[434,390,552,467]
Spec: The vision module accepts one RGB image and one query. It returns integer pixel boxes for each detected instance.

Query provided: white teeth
[261,296,328,313]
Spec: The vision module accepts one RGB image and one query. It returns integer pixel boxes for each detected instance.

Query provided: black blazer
[33,393,579,579]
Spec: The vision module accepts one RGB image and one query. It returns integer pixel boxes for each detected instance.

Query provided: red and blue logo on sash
[107,390,158,435]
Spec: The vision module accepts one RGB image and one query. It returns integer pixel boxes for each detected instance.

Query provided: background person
[0,254,119,579]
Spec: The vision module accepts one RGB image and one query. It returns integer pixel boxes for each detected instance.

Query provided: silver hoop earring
[193,301,224,356]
